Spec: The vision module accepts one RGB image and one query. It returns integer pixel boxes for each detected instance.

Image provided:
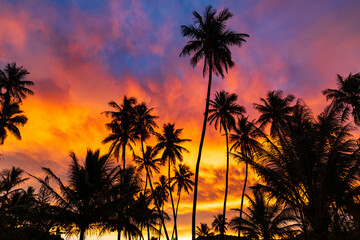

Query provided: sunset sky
[1,0,360,239]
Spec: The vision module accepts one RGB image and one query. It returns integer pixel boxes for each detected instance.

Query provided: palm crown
[323,72,360,125]
[208,90,245,132]
[180,6,249,77]
[0,103,28,144]
[0,62,34,104]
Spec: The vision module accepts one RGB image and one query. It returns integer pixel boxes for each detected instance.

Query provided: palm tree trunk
[144,174,148,193]
[118,229,121,240]
[147,222,150,240]
[172,191,181,240]
[80,228,85,240]
[159,204,164,240]
[221,127,229,240]
[122,143,126,170]
[145,166,170,240]
[192,61,213,240]
[168,158,178,240]
[238,162,248,240]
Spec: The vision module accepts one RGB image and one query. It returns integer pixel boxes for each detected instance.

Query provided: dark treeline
[1,5,360,240]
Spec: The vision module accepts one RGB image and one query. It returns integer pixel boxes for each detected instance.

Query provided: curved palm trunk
[192,63,212,240]
[145,166,170,240]
[238,162,248,240]
[221,127,229,240]
[144,174,148,193]
[172,191,182,240]
[168,158,178,240]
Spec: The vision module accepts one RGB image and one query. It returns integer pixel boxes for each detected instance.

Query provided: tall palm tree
[212,214,227,236]
[230,116,261,239]
[154,123,190,240]
[196,223,214,238]
[32,149,119,240]
[180,6,249,239]
[0,62,34,105]
[171,164,194,239]
[0,103,27,144]
[323,72,360,125]
[229,187,299,240]
[103,96,138,169]
[208,90,245,240]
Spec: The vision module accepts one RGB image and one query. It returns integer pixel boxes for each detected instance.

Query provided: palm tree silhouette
[0,103,27,144]
[196,223,214,238]
[171,164,194,239]
[154,123,190,240]
[230,116,261,239]
[254,90,294,137]
[103,96,138,169]
[229,186,299,240]
[0,62,34,105]
[33,149,118,240]
[323,73,360,125]
[208,90,245,240]
[238,101,360,240]
[180,6,249,239]
[0,167,28,195]
[212,214,227,236]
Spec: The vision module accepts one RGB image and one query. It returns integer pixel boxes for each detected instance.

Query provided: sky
[0,0,360,239]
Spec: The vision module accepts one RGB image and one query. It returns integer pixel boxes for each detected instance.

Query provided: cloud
[0,0,359,239]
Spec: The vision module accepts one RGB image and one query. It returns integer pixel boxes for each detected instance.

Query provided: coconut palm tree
[0,62,34,105]
[32,149,119,240]
[180,6,249,238]
[212,214,227,236]
[229,116,262,239]
[229,187,299,240]
[196,223,214,238]
[154,123,190,240]
[103,96,138,169]
[0,103,27,144]
[323,72,360,125]
[171,164,194,239]
[208,90,245,239]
